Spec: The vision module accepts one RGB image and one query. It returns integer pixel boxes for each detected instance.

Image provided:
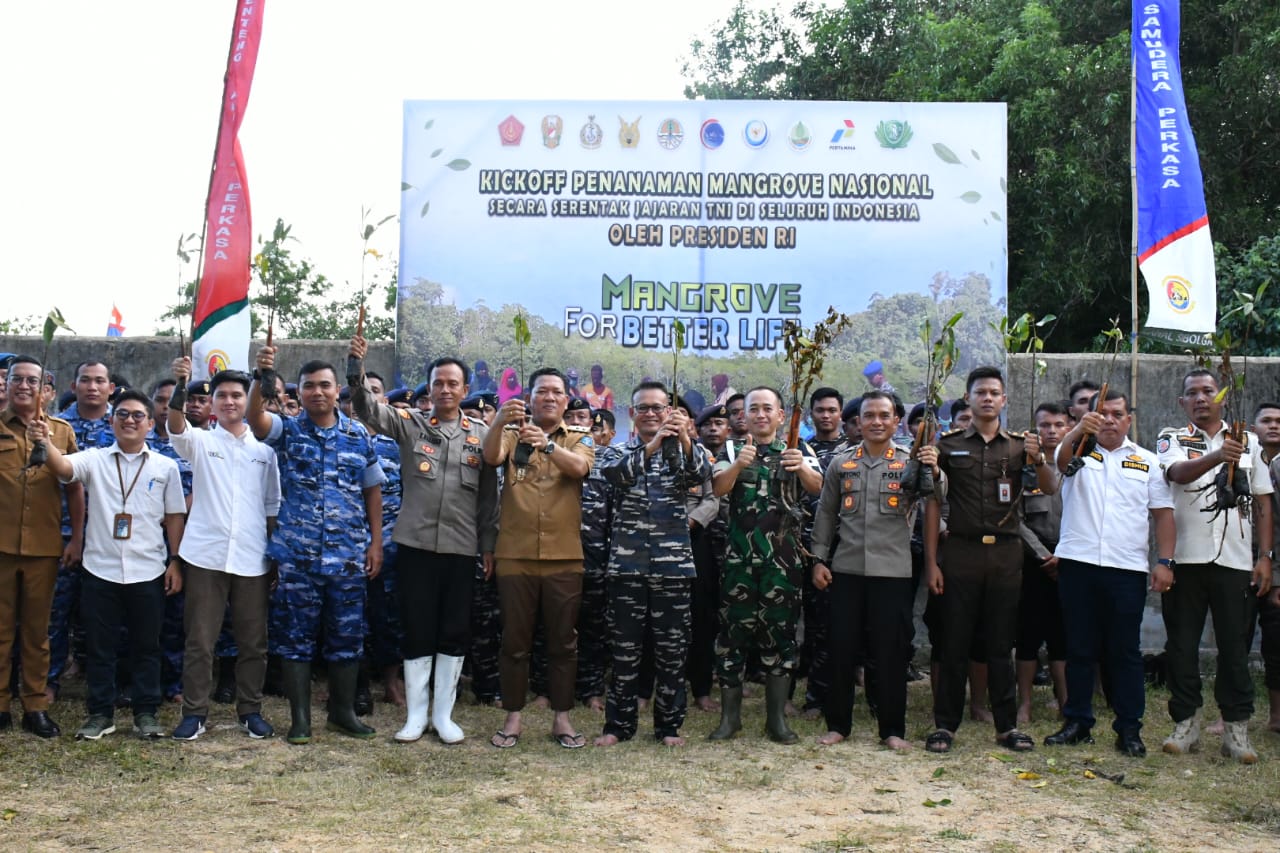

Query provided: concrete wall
[0,336,397,396]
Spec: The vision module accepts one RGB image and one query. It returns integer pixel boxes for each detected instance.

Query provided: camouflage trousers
[799,572,832,711]
[467,557,502,703]
[365,543,403,668]
[269,561,366,663]
[715,555,801,688]
[160,590,185,698]
[46,560,82,690]
[604,575,691,741]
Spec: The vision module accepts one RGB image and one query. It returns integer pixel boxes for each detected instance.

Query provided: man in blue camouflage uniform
[146,378,193,704]
[356,371,406,708]
[249,347,385,745]
[48,360,116,700]
[710,387,824,744]
[593,382,711,747]
[577,407,616,710]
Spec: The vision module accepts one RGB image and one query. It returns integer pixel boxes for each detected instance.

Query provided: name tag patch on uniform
[1122,460,1150,472]
[840,460,858,470]
[465,435,480,445]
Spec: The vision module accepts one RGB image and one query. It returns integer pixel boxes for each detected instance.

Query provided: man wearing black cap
[184,379,213,429]
[564,396,592,428]
[688,404,730,711]
[840,399,862,448]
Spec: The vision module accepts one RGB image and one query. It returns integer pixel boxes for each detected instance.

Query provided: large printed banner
[398,100,1007,413]
[1133,1,1217,337]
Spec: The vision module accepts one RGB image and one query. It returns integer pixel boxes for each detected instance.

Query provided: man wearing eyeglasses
[0,356,84,738]
[29,388,186,741]
[594,382,711,747]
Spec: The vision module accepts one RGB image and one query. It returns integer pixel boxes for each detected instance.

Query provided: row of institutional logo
[495,114,917,152]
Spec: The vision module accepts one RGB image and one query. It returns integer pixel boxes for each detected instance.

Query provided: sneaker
[1162,714,1201,755]
[1221,720,1258,765]
[239,713,275,739]
[76,715,116,741]
[171,715,207,741]
[134,713,166,739]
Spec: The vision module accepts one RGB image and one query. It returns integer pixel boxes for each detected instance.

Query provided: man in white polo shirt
[168,360,282,741]
[1041,389,1175,758]
[29,389,186,741]
[1156,368,1273,764]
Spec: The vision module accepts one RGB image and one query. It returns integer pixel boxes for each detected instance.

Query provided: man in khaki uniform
[0,355,84,737]
[482,367,594,749]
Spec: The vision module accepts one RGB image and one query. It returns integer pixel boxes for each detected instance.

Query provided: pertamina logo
[1164,276,1193,313]
[829,119,855,150]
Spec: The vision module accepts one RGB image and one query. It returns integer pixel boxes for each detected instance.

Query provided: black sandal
[925,730,954,753]
[996,730,1035,752]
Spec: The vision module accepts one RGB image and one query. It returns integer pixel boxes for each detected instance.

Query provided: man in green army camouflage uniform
[710,387,823,743]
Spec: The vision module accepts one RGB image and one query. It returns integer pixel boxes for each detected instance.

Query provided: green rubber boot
[281,660,312,745]
[325,661,377,739]
[708,685,743,741]
[765,675,798,744]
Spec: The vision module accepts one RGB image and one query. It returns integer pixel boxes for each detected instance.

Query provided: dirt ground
[1,679,1277,851]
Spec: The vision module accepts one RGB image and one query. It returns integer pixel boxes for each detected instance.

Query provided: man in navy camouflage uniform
[249,347,384,745]
[48,360,116,700]
[688,404,729,711]
[570,400,612,710]
[593,382,711,747]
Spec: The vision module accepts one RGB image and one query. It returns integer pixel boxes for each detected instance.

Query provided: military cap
[907,401,938,425]
[696,403,730,428]
[339,387,351,401]
[672,395,696,419]
[841,398,861,422]
[566,397,590,413]
[592,408,616,429]
[186,379,212,396]
[863,359,884,377]
[0,352,16,369]
[386,387,412,405]
[413,381,430,402]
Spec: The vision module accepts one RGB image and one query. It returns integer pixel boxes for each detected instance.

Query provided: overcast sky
[1,0,759,336]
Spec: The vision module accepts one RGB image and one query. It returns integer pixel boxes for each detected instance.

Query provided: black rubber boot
[354,666,373,716]
[213,656,237,704]
[708,685,743,741]
[281,660,312,745]
[765,675,798,744]
[325,662,376,739]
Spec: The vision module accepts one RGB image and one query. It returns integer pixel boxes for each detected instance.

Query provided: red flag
[106,304,125,337]
[192,0,264,376]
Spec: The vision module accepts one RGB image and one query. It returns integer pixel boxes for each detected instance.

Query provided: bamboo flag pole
[1129,48,1141,441]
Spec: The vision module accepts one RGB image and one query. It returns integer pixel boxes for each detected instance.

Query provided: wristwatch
[1157,558,1176,569]
[542,442,555,456]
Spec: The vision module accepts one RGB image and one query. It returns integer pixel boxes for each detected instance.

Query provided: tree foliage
[683,0,1280,351]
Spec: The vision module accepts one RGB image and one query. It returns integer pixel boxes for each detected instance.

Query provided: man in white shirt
[1156,369,1273,763]
[168,361,282,741]
[29,389,186,741]
[1041,389,1175,758]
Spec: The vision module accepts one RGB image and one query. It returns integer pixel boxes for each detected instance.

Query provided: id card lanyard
[113,453,147,540]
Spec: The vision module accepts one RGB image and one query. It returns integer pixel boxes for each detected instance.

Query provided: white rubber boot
[394,657,432,743]
[431,654,465,744]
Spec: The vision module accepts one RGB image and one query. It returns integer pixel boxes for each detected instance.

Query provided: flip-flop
[925,730,953,754]
[490,730,520,749]
[553,731,586,749]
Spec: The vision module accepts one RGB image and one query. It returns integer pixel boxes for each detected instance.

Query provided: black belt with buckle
[952,532,1020,545]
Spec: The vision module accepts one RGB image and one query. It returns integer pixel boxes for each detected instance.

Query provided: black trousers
[1162,562,1255,723]
[397,547,475,658]
[687,523,723,698]
[82,572,165,718]
[825,573,913,740]
[932,538,1022,734]
[1015,552,1066,661]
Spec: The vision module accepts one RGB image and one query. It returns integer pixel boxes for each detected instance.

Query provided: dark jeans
[81,572,165,718]
[1016,552,1066,661]
[1057,559,1146,734]
[1162,562,1255,723]
[933,538,1022,734]
[1259,591,1280,691]
[825,573,912,740]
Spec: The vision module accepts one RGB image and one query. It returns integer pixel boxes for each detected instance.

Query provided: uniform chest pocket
[460,455,481,489]
[411,444,440,480]
[839,473,860,513]
[947,455,976,474]
[879,478,906,515]
[337,448,369,484]
[0,440,19,473]
[289,439,324,488]
[1119,465,1150,483]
